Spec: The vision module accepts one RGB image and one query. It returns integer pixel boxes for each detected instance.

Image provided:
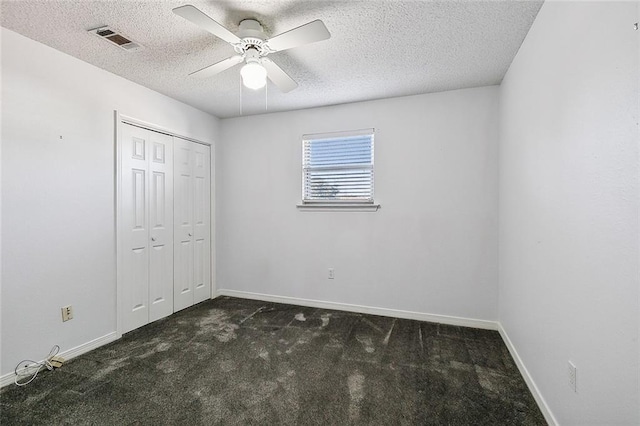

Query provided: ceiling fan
[173,5,331,92]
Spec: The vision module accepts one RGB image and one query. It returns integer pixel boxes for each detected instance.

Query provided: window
[302,129,375,205]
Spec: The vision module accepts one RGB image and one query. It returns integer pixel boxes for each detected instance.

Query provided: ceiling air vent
[88,26,142,51]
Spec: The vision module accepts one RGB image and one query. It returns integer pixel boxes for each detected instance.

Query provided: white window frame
[298,128,380,211]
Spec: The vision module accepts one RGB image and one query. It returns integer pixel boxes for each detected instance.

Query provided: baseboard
[216,289,498,330]
[0,331,118,388]
[498,324,558,426]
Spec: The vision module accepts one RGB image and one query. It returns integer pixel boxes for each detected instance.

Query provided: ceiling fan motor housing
[235,19,271,56]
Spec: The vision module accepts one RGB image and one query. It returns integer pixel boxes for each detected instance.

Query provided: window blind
[302,129,374,203]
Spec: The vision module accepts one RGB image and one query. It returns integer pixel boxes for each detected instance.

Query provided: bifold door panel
[173,137,211,312]
[121,124,174,334]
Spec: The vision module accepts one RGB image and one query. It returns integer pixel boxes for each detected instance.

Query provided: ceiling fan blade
[173,5,241,44]
[189,55,244,78]
[266,20,330,52]
[262,58,298,93]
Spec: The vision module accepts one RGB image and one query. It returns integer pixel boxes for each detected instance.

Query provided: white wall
[217,86,499,322]
[0,28,219,377]
[498,2,639,425]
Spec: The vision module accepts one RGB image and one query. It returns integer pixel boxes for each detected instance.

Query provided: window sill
[296,203,380,212]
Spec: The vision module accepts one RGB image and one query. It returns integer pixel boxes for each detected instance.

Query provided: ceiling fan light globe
[241,62,267,90]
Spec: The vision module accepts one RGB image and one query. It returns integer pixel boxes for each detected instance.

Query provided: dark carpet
[1,296,546,425]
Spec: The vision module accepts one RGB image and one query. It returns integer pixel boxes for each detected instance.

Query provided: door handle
[151,237,157,242]
[188,233,193,237]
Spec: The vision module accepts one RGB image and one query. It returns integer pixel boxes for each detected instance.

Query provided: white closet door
[173,137,211,311]
[121,124,173,333]
[121,124,150,333]
[192,142,211,304]
[173,138,195,311]
[148,131,174,322]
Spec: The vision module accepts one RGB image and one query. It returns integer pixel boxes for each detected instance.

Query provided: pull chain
[239,77,243,116]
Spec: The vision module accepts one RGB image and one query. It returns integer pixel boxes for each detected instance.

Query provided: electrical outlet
[61,305,73,322]
[568,361,577,392]
[328,268,335,279]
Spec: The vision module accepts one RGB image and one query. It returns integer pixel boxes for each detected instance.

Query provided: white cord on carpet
[14,345,60,386]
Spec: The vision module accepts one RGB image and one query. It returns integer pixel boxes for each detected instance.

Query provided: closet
[119,123,211,334]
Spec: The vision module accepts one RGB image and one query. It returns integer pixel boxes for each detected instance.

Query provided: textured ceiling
[0,0,543,118]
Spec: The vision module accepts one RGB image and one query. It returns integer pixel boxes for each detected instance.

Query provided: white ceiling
[0,0,543,118]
